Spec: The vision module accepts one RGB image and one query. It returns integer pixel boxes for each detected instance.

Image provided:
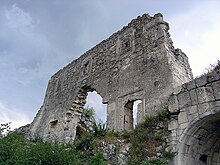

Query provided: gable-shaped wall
[28,13,192,143]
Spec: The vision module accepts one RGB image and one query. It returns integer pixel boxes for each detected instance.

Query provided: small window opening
[83,61,90,75]
[124,41,129,48]
[50,120,58,128]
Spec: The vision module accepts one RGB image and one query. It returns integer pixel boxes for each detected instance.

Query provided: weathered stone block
[178,111,188,124]
[189,89,198,105]
[178,92,191,109]
[177,129,184,137]
[196,87,215,103]
[168,119,178,130]
[188,105,198,114]
[168,95,179,114]
[173,86,182,95]
[212,80,220,100]
[171,131,177,137]
[195,75,207,87]
[186,80,196,90]
[187,112,199,123]
[198,102,210,115]
[213,152,220,162]
[211,100,220,113]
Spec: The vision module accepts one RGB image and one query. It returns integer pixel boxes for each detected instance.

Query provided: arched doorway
[124,99,143,130]
[84,91,107,123]
[178,113,220,165]
[64,86,107,142]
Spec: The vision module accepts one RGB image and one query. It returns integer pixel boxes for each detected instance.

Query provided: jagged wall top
[51,13,178,78]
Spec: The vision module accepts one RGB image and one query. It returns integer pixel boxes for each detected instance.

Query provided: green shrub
[144,115,155,126]
[0,107,174,165]
[93,121,108,137]
[157,106,170,122]
[162,150,176,159]
[0,122,11,137]
[83,106,95,119]
[120,130,130,139]
[127,108,172,164]
[0,131,80,165]
[0,132,27,164]
[90,151,106,165]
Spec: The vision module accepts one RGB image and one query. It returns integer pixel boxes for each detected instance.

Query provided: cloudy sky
[0,0,220,129]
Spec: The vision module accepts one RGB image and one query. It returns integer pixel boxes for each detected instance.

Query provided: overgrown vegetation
[0,122,11,137]
[202,60,220,76]
[82,106,95,120]
[127,106,175,165]
[0,107,175,165]
[0,122,106,165]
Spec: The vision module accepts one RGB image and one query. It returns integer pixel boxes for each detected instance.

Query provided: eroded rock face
[28,13,192,143]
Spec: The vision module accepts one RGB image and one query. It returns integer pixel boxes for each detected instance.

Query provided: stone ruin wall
[28,13,193,143]
[167,69,220,165]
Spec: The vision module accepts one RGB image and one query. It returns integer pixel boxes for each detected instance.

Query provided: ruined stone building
[24,13,220,165]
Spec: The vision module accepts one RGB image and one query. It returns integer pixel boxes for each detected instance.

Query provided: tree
[0,122,11,137]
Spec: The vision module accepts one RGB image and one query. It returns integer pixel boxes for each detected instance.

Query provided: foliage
[0,106,175,165]
[90,151,106,165]
[127,107,175,165]
[83,106,95,119]
[93,121,108,137]
[0,129,106,165]
[202,60,220,76]
[0,122,11,137]
[120,130,130,139]
[0,131,80,165]
[213,60,220,71]
[75,133,94,153]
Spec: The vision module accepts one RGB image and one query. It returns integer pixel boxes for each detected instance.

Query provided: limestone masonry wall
[28,13,193,143]
[168,69,220,165]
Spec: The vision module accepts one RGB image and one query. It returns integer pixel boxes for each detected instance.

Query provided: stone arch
[63,86,106,143]
[178,112,220,165]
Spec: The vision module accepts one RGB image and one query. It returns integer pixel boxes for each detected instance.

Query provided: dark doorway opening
[124,99,142,130]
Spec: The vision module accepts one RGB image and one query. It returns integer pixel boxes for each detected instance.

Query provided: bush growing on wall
[127,107,175,165]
